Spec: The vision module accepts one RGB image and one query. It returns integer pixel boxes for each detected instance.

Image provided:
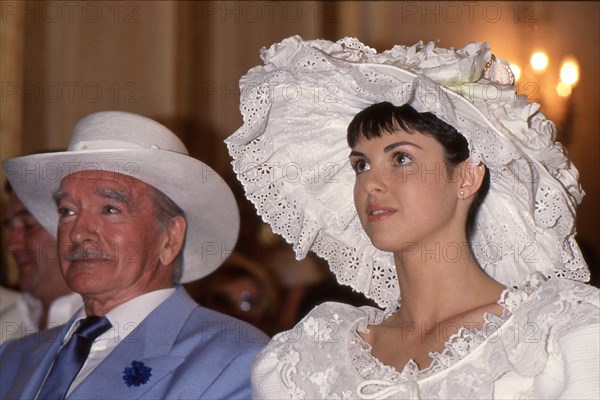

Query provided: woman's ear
[159,215,187,266]
[457,161,486,200]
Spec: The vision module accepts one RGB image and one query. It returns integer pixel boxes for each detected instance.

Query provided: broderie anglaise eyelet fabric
[254,274,598,399]
[348,279,528,385]
[226,36,589,310]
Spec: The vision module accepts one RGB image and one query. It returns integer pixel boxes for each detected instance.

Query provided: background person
[1,180,82,344]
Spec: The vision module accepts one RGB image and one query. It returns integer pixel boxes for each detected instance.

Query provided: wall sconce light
[530,51,549,73]
[557,58,580,97]
[510,52,579,145]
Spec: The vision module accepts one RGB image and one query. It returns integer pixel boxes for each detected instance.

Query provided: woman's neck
[392,240,505,326]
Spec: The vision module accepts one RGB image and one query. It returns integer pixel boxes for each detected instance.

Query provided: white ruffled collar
[350,274,545,382]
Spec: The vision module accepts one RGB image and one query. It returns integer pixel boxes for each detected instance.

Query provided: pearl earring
[459,190,465,199]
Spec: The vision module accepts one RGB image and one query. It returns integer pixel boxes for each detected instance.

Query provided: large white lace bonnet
[226,36,588,310]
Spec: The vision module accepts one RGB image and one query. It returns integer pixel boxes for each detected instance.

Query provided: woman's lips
[367,205,397,222]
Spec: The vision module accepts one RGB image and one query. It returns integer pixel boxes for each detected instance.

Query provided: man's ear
[159,215,187,266]
[457,161,486,200]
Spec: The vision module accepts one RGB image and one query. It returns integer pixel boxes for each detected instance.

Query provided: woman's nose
[363,168,388,194]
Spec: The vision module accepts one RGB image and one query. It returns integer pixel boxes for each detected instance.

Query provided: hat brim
[4,149,239,283]
[227,37,587,309]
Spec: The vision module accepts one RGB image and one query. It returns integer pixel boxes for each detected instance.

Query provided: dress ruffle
[252,276,600,399]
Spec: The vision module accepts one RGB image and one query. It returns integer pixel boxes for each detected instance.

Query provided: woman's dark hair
[347,102,490,240]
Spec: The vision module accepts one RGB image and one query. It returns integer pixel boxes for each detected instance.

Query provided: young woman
[226,36,599,399]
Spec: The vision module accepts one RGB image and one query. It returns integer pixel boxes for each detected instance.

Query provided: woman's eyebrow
[384,141,422,153]
[349,141,422,157]
[349,150,365,157]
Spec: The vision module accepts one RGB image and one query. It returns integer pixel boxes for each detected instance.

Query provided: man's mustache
[65,247,114,261]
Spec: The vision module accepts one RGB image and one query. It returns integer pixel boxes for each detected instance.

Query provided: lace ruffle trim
[349,277,543,382]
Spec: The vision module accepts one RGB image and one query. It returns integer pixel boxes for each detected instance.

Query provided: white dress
[252,276,600,399]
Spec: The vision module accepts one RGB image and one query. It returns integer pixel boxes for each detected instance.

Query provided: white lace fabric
[350,305,508,384]
[251,276,600,399]
[226,36,589,310]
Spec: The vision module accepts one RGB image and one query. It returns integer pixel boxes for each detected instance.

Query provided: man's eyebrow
[52,190,65,206]
[98,188,135,211]
[52,188,135,211]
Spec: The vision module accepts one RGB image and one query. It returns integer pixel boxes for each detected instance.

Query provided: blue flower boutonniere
[123,360,152,387]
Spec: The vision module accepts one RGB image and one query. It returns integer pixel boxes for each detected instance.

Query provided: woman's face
[350,130,464,253]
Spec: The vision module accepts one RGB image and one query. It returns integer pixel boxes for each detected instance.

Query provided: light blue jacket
[0,286,269,399]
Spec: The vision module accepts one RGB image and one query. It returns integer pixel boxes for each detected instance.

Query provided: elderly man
[1,183,82,344]
[0,111,269,399]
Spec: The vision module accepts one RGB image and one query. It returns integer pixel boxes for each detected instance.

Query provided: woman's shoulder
[251,301,383,376]
[507,276,599,337]
[541,275,600,293]
[302,300,381,321]
[251,302,377,398]
[266,301,377,349]
[532,277,598,311]
[497,278,600,398]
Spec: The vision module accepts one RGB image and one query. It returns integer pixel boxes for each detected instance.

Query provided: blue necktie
[37,316,112,400]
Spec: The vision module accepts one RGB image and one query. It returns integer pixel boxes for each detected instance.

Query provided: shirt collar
[65,287,176,344]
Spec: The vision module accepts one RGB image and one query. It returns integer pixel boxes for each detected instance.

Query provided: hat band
[69,140,161,152]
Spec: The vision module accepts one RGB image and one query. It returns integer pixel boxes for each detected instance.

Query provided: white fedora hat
[3,111,239,283]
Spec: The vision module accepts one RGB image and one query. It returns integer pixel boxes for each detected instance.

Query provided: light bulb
[556,82,572,97]
[560,58,579,86]
[530,52,549,72]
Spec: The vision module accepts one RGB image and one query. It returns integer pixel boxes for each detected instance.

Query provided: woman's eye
[351,159,370,174]
[393,152,411,166]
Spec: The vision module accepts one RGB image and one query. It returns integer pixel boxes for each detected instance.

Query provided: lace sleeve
[251,348,297,399]
[556,323,600,399]
[250,302,370,399]
[525,280,600,399]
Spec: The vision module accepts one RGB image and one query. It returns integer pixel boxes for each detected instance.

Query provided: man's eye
[351,159,370,174]
[58,208,74,217]
[22,219,38,231]
[104,205,119,214]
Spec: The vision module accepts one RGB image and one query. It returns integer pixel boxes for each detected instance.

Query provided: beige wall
[1,1,598,283]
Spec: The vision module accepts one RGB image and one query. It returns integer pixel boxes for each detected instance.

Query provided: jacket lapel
[68,287,195,399]
[7,314,79,399]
